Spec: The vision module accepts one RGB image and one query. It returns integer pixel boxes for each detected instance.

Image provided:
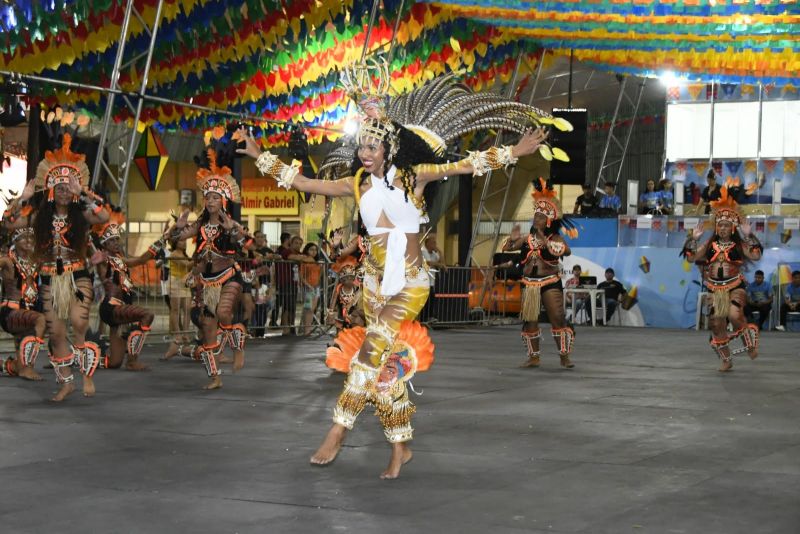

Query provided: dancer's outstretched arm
[413,128,548,185]
[237,129,355,198]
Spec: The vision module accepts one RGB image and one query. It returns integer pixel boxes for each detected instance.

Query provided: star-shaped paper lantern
[134,126,168,191]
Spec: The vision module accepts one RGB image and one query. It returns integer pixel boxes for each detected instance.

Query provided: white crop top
[359,165,422,297]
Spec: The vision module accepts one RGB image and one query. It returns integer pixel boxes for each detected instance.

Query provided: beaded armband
[466,146,518,176]
[255,152,300,189]
[147,239,164,256]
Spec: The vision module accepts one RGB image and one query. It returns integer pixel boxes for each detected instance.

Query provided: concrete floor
[1,326,799,534]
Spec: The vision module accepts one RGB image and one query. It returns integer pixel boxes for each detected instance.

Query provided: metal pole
[91,0,137,189]
[118,0,164,206]
[528,49,547,104]
[466,52,524,267]
[707,80,716,173]
[567,49,574,109]
[755,81,764,203]
[593,77,627,191]
[0,70,340,134]
[613,79,647,185]
[360,0,381,62]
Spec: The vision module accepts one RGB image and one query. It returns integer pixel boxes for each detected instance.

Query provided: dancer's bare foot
[17,365,43,381]
[748,347,758,360]
[125,356,149,371]
[519,355,540,368]
[161,342,180,361]
[82,375,96,397]
[560,354,575,369]
[718,360,733,372]
[203,376,222,390]
[380,442,413,480]
[218,354,233,364]
[310,424,347,466]
[51,381,76,402]
[233,350,245,372]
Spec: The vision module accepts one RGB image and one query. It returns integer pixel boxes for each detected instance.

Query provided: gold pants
[332,239,429,443]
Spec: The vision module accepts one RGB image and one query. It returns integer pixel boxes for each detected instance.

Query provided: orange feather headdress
[196,149,240,207]
[332,255,359,279]
[709,180,742,228]
[34,133,90,202]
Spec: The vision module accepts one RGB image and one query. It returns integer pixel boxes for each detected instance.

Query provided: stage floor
[1,326,799,533]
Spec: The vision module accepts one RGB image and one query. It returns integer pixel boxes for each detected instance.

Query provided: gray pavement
[1,325,799,534]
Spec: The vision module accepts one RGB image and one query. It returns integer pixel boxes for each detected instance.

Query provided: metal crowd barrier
[0,259,537,353]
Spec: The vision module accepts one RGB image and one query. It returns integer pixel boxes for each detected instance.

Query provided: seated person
[573,183,598,217]
[597,182,621,217]
[587,268,626,323]
[564,264,588,324]
[778,270,800,331]
[744,270,772,331]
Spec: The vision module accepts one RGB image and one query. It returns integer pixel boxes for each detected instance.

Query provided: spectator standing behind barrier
[597,182,621,217]
[745,270,772,331]
[564,264,588,324]
[638,179,661,214]
[420,235,446,323]
[274,233,309,335]
[300,242,322,336]
[588,268,626,323]
[777,270,800,331]
[699,170,721,214]
[573,183,597,216]
[251,232,278,337]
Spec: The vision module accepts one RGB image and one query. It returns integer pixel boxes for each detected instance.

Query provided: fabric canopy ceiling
[1,0,797,144]
[425,0,799,85]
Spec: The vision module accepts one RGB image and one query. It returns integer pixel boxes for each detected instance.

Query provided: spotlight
[343,119,358,136]
[658,71,680,86]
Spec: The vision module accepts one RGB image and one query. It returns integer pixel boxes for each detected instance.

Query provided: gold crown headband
[356,117,399,160]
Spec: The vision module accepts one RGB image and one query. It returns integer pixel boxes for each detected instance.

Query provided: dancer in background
[0,228,46,380]
[683,186,762,371]
[168,151,251,388]
[92,219,163,370]
[503,179,577,369]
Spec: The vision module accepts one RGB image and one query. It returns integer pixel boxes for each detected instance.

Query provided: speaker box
[549,109,587,185]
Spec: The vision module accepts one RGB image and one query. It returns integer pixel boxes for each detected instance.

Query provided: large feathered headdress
[332,255,359,279]
[92,203,126,244]
[709,181,742,228]
[196,148,240,207]
[531,178,578,238]
[319,69,573,179]
[34,133,90,202]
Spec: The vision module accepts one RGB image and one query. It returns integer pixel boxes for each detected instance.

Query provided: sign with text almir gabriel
[241,189,299,216]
